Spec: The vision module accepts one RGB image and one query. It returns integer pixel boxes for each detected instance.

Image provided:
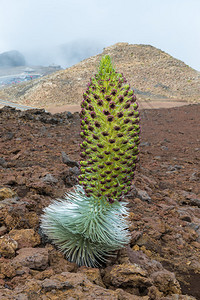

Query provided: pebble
[0,188,17,201]
[136,189,152,203]
[140,141,151,146]
[41,174,58,184]
[0,158,7,168]
[161,146,168,151]
[0,226,7,237]
[61,151,79,167]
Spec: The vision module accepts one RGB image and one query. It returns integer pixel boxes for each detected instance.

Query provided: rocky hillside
[0,104,200,299]
[0,43,199,107]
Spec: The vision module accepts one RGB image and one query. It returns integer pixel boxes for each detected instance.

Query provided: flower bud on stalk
[41,55,140,267]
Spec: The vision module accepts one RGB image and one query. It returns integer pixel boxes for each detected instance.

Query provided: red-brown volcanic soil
[0,104,200,299]
[46,100,188,114]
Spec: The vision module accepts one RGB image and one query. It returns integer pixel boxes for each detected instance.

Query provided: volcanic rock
[9,229,41,249]
[0,235,18,258]
[13,247,49,270]
[0,188,17,200]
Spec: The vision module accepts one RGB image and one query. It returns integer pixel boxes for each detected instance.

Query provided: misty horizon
[0,0,199,71]
[1,40,199,72]
[22,39,105,68]
[0,40,104,69]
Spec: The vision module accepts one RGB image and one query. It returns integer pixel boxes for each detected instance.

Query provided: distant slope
[0,43,199,107]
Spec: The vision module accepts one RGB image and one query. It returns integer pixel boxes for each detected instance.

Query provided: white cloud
[0,0,199,70]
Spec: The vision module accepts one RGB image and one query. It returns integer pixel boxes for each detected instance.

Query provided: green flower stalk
[41,55,140,267]
[79,55,140,203]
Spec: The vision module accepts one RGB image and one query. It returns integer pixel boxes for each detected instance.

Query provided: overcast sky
[0,0,200,70]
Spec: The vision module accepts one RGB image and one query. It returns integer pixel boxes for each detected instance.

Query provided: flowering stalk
[41,55,140,267]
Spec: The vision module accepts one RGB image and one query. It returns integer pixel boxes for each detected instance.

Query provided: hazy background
[0,0,199,70]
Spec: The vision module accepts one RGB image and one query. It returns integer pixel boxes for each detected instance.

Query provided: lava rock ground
[0,104,199,299]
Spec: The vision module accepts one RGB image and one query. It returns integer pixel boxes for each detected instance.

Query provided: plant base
[41,185,130,267]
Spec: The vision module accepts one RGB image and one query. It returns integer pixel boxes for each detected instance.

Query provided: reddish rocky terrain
[0,104,200,299]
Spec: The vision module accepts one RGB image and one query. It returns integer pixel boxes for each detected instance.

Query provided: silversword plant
[41,55,140,267]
